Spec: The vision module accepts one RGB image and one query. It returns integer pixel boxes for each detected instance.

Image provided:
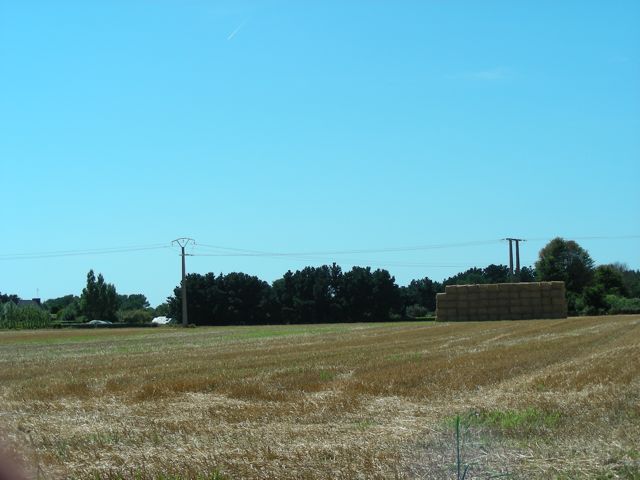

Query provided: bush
[0,303,51,329]
[579,285,608,315]
[605,295,640,314]
[117,309,154,324]
[405,304,430,318]
[57,301,82,322]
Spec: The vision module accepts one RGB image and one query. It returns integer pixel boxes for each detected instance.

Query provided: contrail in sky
[227,20,246,41]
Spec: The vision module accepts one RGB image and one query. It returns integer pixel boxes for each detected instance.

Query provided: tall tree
[117,294,150,311]
[0,292,20,304]
[400,277,442,312]
[535,238,595,294]
[271,265,343,324]
[340,266,400,322]
[483,264,510,284]
[168,272,270,325]
[593,265,628,296]
[43,295,78,314]
[608,263,640,298]
[80,270,119,321]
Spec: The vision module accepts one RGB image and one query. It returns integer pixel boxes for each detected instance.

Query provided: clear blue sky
[1,1,639,306]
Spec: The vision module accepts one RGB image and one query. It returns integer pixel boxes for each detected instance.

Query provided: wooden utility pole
[504,238,525,277]
[508,239,514,275]
[172,238,194,327]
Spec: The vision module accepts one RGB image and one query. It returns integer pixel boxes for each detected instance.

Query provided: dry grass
[0,316,639,479]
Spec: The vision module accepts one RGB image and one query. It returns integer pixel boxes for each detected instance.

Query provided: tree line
[0,270,163,328]
[164,238,639,325]
[1,237,639,329]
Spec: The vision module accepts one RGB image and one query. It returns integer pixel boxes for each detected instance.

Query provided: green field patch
[319,369,336,381]
[353,418,378,430]
[450,407,562,436]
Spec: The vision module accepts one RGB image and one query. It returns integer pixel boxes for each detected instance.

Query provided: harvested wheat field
[1,316,639,479]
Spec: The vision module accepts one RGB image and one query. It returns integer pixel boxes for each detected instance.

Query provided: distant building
[17,298,42,308]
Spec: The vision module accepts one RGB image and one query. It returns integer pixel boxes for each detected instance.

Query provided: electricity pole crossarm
[172,238,195,327]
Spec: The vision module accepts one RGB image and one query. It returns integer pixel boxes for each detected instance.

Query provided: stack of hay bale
[436,282,567,321]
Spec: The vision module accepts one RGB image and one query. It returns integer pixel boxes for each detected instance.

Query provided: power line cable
[190,252,472,268]
[193,239,503,257]
[0,244,171,261]
[524,235,640,242]
[1,234,637,262]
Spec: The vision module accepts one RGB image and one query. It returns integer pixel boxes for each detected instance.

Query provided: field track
[1,315,639,479]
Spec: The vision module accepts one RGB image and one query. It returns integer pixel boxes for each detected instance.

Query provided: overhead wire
[1,235,638,263]
[0,244,171,261]
[193,239,503,257]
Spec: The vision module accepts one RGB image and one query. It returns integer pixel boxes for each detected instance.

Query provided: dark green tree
[608,263,640,298]
[443,267,485,286]
[270,264,343,324]
[168,272,270,325]
[80,270,118,321]
[517,266,537,282]
[535,238,595,294]
[117,294,150,311]
[594,265,628,296]
[340,266,400,322]
[43,295,78,314]
[400,277,442,313]
[579,285,608,315]
[153,302,171,317]
[118,309,153,324]
[483,264,510,284]
[0,292,19,304]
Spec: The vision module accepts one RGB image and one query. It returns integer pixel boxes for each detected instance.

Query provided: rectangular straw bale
[510,305,526,315]
[540,296,554,306]
[548,290,565,300]
[486,284,499,293]
[436,309,458,318]
[471,295,489,306]
[503,296,519,306]
[476,288,490,300]
[444,285,459,295]
[456,300,469,310]
[436,292,449,305]
[436,308,455,316]
[488,298,502,308]
[530,308,544,318]
[521,289,541,300]
[497,289,511,301]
